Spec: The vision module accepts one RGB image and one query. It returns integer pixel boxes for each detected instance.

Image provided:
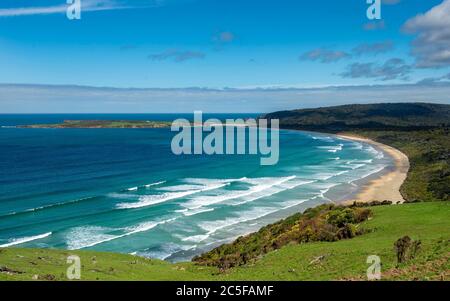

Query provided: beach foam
[67,218,176,250]
[145,181,166,188]
[317,144,343,153]
[116,182,230,209]
[197,206,280,240]
[181,176,296,210]
[230,179,314,206]
[182,208,215,216]
[311,135,334,142]
[0,232,52,248]
[366,145,384,159]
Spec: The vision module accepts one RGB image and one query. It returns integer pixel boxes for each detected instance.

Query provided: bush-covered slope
[193,204,373,269]
[263,103,450,131]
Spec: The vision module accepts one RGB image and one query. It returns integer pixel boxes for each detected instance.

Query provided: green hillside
[1,202,449,281]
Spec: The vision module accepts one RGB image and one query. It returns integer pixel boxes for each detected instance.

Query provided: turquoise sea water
[0,114,391,261]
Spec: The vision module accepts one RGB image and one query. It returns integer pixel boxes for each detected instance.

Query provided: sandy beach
[337,133,410,205]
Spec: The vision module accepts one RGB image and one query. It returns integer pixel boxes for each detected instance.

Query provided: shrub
[394,236,421,265]
[193,204,373,269]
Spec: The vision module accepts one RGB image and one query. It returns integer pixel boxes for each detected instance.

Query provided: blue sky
[1,0,450,112]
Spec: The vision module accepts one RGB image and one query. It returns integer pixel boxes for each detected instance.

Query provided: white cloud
[148,49,206,62]
[300,48,351,63]
[403,0,450,68]
[0,0,139,17]
[352,41,394,56]
[1,83,449,113]
[340,58,412,81]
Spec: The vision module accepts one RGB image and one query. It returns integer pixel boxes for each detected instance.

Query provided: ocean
[0,114,391,262]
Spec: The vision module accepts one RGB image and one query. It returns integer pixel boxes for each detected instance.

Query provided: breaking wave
[0,232,52,248]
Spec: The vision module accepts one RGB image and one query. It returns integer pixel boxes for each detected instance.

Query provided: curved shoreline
[336,133,410,204]
[0,129,410,258]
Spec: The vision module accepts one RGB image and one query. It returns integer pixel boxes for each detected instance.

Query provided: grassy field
[1,202,448,281]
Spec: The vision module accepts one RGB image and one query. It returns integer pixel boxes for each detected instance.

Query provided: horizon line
[2,81,450,91]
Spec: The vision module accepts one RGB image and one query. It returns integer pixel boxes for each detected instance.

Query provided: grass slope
[1,202,449,281]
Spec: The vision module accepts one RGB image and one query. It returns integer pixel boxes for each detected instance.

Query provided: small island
[18,120,172,129]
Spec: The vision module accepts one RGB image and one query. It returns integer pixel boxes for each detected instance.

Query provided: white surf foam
[279,179,315,190]
[311,136,334,142]
[306,172,340,181]
[366,145,384,159]
[280,199,310,210]
[353,159,373,163]
[349,163,367,170]
[182,234,210,243]
[125,181,166,191]
[184,178,239,185]
[197,207,280,239]
[117,182,229,209]
[230,179,314,206]
[0,232,52,248]
[108,192,139,199]
[358,165,387,179]
[350,142,364,150]
[307,182,341,201]
[317,144,343,153]
[67,218,176,250]
[174,208,189,213]
[182,208,214,216]
[66,226,117,250]
[145,181,166,188]
[158,184,205,192]
[182,176,296,210]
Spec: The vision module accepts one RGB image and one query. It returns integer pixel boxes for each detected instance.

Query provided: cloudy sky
[1,0,450,112]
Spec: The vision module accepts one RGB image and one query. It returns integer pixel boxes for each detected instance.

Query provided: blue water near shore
[0,114,391,261]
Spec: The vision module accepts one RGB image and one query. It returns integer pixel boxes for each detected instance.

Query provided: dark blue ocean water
[0,114,390,261]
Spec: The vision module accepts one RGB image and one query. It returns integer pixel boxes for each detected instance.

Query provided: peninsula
[18,120,172,129]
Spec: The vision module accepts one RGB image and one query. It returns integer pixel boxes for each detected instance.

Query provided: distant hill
[263,103,450,131]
